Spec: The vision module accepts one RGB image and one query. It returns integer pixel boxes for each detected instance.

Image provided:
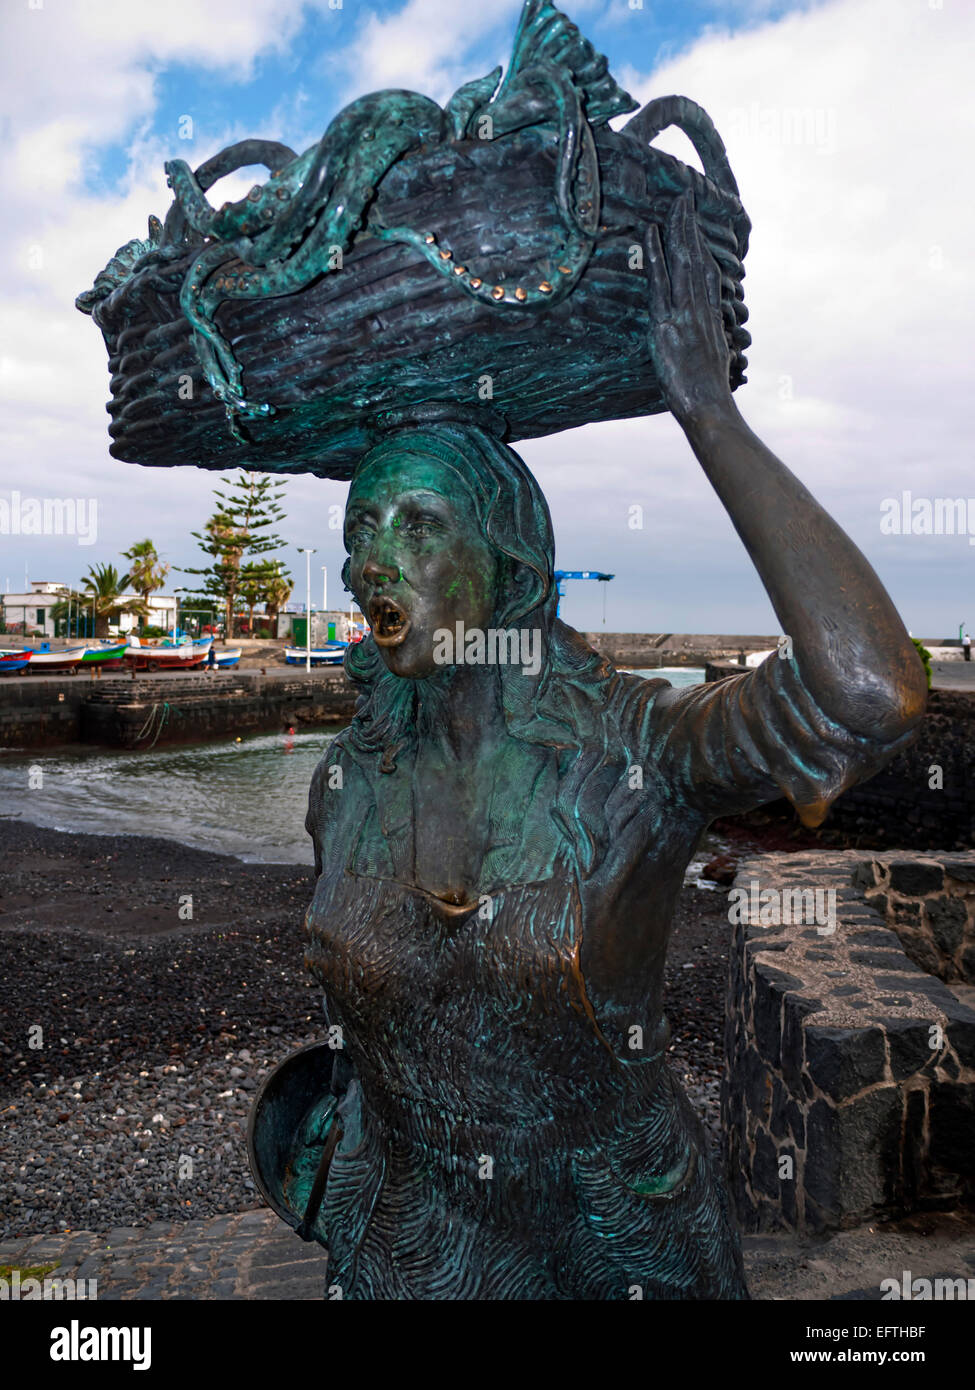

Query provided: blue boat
[284,643,346,666]
[0,649,33,674]
[212,646,242,668]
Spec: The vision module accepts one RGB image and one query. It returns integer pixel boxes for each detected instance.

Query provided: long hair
[340,423,628,877]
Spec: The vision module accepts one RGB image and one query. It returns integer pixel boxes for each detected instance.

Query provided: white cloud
[522,0,975,633]
[611,0,974,485]
[323,0,523,108]
[1,0,973,635]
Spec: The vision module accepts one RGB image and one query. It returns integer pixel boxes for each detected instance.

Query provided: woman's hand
[645,190,736,426]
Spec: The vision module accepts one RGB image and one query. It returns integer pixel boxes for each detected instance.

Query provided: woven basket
[81,51,749,481]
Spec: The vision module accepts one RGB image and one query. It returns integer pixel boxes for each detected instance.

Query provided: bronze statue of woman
[290,193,926,1299]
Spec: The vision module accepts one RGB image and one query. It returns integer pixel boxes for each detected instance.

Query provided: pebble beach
[0,816,746,1241]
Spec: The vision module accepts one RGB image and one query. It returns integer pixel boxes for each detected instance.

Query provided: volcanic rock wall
[723,850,975,1235]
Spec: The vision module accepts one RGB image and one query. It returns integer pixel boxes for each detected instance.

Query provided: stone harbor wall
[722,850,975,1236]
[0,671,356,749]
[818,692,975,851]
[0,678,88,746]
[586,633,778,667]
[80,673,355,748]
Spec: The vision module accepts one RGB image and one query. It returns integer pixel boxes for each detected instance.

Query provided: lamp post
[298,547,316,673]
[321,566,328,616]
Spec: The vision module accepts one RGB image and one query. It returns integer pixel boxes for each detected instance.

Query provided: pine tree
[182,474,290,638]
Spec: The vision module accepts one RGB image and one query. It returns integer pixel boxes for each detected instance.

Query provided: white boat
[126,635,212,669]
[284,644,346,666]
[212,646,242,668]
[23,644,87,670]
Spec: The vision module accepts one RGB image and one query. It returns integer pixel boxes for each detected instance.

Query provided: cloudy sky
[1,0,972,637]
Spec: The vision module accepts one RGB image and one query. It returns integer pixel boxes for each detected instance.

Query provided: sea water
[0,669,705,864]
[0,729,336,864]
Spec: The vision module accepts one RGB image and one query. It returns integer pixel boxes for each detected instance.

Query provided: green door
[292,617,307,646]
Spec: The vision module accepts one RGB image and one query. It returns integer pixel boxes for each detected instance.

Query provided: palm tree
[122,539,169,630]
[79,564,148,638]
[48,586,85,638]
[238,559,294,636]
[261,563,294,634]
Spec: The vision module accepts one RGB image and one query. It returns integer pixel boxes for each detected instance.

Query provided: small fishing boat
[284,643,346,666]
[23,643,87,671]
[0,649,33,674]
[125,635,211,670]
[80,641,129,668]
[212,646,242,668]
[158,636,212,649]
[130,646,210,669]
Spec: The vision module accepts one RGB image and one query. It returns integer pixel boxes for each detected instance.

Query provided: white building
[277,606,366,643]
[116,592,177,634]
[0,580,177,638]
[0,581,63,637]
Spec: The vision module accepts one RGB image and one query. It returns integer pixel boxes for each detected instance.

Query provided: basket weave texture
[78,2,750,480]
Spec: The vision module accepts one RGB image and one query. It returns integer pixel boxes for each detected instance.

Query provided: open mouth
[369,595,411,646]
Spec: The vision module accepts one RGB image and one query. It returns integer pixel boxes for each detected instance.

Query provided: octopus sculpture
[77,0,749,458]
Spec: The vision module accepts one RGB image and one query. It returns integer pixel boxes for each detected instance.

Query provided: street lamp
[298,547,316,673]
[321,566,328,615]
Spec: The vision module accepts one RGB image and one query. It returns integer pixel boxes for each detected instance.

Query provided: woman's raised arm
[644,192,927,743]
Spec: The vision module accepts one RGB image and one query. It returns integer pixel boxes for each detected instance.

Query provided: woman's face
[344,451,500,679]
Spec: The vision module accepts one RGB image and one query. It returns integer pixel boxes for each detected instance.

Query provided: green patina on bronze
[76,0,750,477]
[82,0,927,1301]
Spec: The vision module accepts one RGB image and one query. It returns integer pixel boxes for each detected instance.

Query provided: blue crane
[554,570,614,621]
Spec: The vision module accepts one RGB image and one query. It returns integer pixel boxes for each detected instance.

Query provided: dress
[298,647,914,1299]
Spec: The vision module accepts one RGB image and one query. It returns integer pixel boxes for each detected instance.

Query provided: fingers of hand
[664,190,696,308]
[644,221,673,321]
[671,190,726,330]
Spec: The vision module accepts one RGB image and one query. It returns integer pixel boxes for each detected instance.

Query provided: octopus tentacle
[371,62,598,312]
[133,4,632,435]
[164,92,446,428]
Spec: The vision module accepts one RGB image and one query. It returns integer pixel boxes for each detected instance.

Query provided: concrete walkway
[0,1210,329,1301]
[3,1207,974,1300]
[930,660,975,690]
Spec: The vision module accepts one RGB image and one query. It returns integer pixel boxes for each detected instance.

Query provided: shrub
[912,638,932,689]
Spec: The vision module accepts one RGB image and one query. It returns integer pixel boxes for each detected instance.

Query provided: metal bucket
[245,1040,343,1234]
